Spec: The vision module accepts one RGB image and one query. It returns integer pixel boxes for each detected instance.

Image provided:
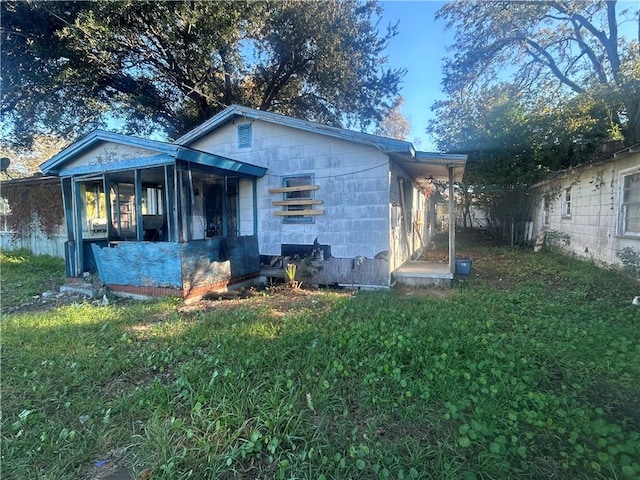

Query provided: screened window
[237,124,252,148]
[562,188,571,217]
[621,171,640,235]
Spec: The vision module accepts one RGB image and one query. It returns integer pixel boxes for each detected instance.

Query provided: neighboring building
[0,175,66,258]
[531,143,640,268]
[40,105,466,297]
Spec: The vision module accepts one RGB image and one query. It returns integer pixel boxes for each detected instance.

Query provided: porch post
[448,165,456,274]
[134,169,144,241]
[252,177,258,236]
[104,174,113,240]
[72,179,84,275]
[222,176,228,237]
[61,178,76,277]
[164,165,177,242]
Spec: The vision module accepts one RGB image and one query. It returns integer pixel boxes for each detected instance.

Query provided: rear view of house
[41,105,466,298]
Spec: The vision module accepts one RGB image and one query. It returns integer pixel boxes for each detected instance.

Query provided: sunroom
[40,130,266,299]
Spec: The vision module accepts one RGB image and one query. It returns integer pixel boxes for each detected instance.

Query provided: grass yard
[1,246,639,479]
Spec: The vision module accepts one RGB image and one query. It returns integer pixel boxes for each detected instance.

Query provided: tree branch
[570,17,608,83]
[523,37,585,94]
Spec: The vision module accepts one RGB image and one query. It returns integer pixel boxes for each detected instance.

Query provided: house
[41,105,466,298]
[0,175,67,258]
[531,143,640,269]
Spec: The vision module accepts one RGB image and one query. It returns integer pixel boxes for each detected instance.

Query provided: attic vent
[237,124,252,148]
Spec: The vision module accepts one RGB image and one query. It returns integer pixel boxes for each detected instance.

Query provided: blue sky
[380,1,451,151]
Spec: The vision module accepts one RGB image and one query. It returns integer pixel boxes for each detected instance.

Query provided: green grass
[2,247,639,479]
[1,249,65,306]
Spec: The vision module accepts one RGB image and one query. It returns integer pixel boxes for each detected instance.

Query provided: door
[204,179,238,237]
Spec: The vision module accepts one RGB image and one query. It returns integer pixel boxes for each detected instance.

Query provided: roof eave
[176,147,267,178]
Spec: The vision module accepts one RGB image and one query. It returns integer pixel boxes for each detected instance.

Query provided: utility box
[455,258,472,275]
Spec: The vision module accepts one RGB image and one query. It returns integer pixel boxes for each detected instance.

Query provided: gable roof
[40,130,178,176]
[41,129,266,178]
[175,105,415,155]
[175,105,466,182]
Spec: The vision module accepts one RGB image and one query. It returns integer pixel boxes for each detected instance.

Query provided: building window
[237,124,252,148]
[283,175,314,223]
[542,197,550,227]
[621,171,640,235]
[562,187,571,217]
[82,182,107,238]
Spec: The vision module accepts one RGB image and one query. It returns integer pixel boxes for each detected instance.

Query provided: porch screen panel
[80,181,107,238]
[111,183,137,240]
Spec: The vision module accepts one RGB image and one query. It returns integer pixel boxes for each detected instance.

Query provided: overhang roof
[395,152,467,184]
[40,130,266,178]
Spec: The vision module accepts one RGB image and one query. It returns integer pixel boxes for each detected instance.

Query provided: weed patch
[1,248,639,479]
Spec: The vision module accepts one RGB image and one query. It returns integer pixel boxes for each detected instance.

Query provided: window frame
[620,169,640,236]
[562,187,572,218]
[282,174,315,224]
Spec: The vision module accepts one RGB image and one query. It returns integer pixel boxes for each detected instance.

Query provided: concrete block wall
[533,153,640,267]
[191,120,392,259]
[0,230,67,258]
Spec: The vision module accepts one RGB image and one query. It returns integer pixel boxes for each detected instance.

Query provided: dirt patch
[587,379,640,431]
[394,284,454,299]
[178,285,352,318]
[2,272,108,315]
[0,289,106,315]
[82,448,137,480]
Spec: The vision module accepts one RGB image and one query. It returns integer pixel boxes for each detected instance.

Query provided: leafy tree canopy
[1,0,405,148]
[428,1,639,228]
[433,0,640,148]
[374,96,410,140]
[0,136,68,178]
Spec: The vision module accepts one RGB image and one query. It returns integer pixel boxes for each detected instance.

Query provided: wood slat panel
[272,199,323,206]
[273,209,324,216]
[268,185,319,194]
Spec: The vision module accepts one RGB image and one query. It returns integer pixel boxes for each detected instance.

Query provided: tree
[1,0,405,147]
[0,136,69,178]
[429,81,620,230]
[436,0,640,145]
[374,96,410,140]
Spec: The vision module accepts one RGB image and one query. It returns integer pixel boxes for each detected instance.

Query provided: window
[82,182,107,238]
[542,197,550,226]
[142,187,163,216]
[621,171,640,235]
[283,175,314,223]
[237,124,252,148]
[562,187,571,217]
